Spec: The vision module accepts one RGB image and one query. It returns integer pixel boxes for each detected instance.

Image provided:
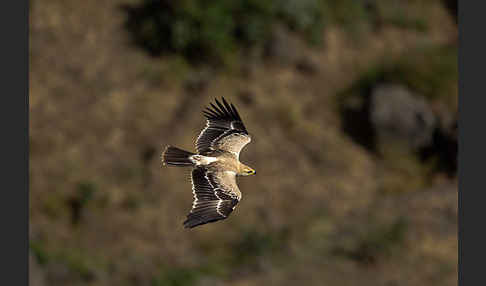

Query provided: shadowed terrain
[30,0,457,285]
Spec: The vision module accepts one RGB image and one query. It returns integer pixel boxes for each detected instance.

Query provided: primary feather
[196,98,251,158]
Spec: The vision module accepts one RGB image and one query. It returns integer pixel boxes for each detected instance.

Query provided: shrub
[123,0,332,64]
[123,0,431,65]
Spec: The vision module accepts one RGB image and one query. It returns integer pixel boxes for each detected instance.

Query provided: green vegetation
[377,146,437,194]
[340,45,458,107]
[152,267,201,286]
[30,0,457,285]
[186,227,290,278]
[30,241,49,266]
[42,193,68,219]
[151,258,235,286]
[75,181,97,205]
[124,0,328,64]
[373,0,428,32]
[392,45,458,105]
[333,217,408,264]
[55,248,100,281]
[69,180,97,225]
[30,241,104,281]
[229,228,289,268]
[124,0,430,65]
[337,44,457,191]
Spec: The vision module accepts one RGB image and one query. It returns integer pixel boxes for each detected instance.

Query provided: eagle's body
[161,98,255,228]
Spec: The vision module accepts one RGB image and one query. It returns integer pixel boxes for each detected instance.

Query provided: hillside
[30,1,457,285]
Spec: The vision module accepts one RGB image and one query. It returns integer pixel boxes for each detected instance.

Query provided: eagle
[161,97,255,228]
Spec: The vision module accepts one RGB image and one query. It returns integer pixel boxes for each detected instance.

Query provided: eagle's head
[239,164,256,176]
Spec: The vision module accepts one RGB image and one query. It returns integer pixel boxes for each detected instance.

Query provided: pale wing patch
[213,133,251,158]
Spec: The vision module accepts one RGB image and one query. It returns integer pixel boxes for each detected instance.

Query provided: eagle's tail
[161,145,195,167]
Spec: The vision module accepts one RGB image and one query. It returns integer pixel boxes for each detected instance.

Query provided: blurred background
[29,0,457,285]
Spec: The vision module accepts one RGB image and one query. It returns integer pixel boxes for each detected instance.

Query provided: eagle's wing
[184,167,241,228]
[196,98,251,158]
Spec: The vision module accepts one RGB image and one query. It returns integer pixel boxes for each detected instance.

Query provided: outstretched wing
[196,98,251,158]
[184,167,241,228]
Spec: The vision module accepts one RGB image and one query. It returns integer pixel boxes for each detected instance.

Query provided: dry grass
[30,1,457,285]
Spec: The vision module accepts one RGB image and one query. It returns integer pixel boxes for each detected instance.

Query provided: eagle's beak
[252,170,256,175]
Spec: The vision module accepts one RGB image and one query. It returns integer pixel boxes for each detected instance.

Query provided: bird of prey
[161,97,255,228]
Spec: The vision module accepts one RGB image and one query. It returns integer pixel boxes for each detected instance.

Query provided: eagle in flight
[161,98,255,228]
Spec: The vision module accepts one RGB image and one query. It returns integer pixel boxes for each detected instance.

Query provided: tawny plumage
[161,98,255,228]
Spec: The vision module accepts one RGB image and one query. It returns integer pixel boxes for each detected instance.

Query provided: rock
[370,84,436,150]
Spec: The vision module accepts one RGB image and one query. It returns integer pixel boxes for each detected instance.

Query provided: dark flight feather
[184,167,239,228]
[196,97,249,154]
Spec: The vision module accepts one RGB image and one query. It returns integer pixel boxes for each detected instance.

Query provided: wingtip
[202,110,212,119]
[182,219,196,229]
[221,96,228,105]
[230,103,241,121]
[202,97,245,124]
[221,97,236,118]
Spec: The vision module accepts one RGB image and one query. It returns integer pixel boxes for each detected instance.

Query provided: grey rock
[370,84,436,150]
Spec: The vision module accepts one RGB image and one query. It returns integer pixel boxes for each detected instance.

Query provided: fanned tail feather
[161,146,195,166]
